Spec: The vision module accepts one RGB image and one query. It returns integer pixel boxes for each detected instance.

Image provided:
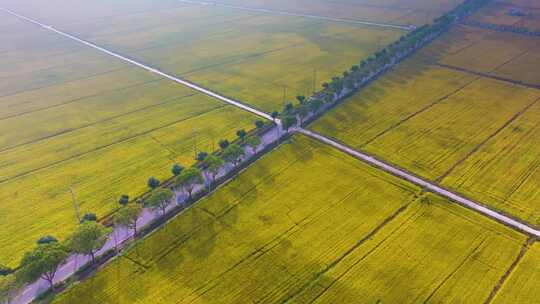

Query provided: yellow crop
[53,135,525,303]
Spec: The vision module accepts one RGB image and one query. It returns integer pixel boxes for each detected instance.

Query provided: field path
[177,0,413,30]
[296,128,540,237]
[0,7,274,122]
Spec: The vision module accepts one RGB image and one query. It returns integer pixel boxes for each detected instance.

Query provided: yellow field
[52,135,526,303]
[310,58,477,148]
[293,194,525,303]
[209,0,463,25]
[2,0,464,27]
[0,13,256,267]
[2,2,403,113]
[71,5,402,112]
[442,101,540,225]
[0,0,183,25]
[429,26,540,86]
[470,0,540,31]
[492,242,540,303]
[363,77,540,180]
[310,23,540,225]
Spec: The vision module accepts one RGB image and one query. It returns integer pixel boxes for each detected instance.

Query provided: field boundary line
[422,237,487,303]
[283,203,414,303]
[435,63,540,89]
[0,65,130,100]
[0,7,274,121]
[361,75,480,147]
[492,1,540,10]
[176,0,413,30]
[296,128,540,237]
[0,92,199,154]
[0,78,165,121]
[436,97,540,182]
[463,20,540,38]
[0,103,226,185]
[483,237,534,304]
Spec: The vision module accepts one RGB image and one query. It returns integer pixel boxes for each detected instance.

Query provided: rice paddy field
[2,0,404,113]
[206,0,464,26]
[310,25,540,225]
[52,135,527,304]
[3,0,540,302]
[429,25,540,86]
[470,1,540,31]
[441,101,540,225]
[0,11,257,267]
[492,242,540,303]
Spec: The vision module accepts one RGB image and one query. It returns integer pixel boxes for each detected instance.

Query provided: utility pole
[312,68,317,94]
[283,86,287,103]
[69,187,81,223]
[193,128,198,159]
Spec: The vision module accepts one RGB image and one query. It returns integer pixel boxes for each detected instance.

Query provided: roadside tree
[114,203,143,237]
[17,242,69,290]
[144,189,175,214]
[69,221,111,264]
[175,168,203,199]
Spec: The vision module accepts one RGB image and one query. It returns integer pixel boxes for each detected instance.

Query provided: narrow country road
[177,0,413,30]
[0,7,274,122]
[296,128,540,237]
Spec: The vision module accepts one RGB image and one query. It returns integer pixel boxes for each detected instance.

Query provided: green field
[3,1,403,113]
[51,135,526,303]
[0,12,256,267]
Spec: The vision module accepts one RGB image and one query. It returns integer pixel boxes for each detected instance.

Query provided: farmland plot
[442,101,540,225]
[52,135,525,303]
[2,3,403,113]
[292,193,526,304]
[430,26,540,86]
[362,77,540,180]
[498,0,540,9]
[207,0,463,26]
[310,58,540,182]
[310,58,477,149]
[310,24,540,224]
[0,13,256,267]
[0,0,184,25]
[492,242,540,303]
[470,1,540,32]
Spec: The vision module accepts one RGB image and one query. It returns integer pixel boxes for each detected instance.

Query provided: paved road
[296,128,540,237]
[177,0,413,30]
[0,7,274,122]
